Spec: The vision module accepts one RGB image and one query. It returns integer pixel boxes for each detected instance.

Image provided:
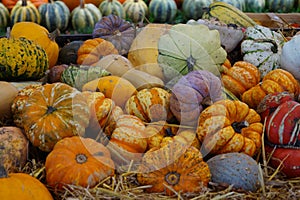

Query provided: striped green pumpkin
[71,0,102,33]
[38,0,70,32]
[0,37,49,81]
[266,0,295,12]
[99,0,125,18]
[244,0,265,12]
[10,0,41,26]
[149,0,177,23]
[214,0,246,11]
[182,0,212,20]
[123,0,148,23]
[0,3,9,31]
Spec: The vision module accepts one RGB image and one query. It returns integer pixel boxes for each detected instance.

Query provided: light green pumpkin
[182,0,213,20]
[266,0,295,12]
[99,0,125,18]
[10,0,41,26]
[0,3,9,31]
[149,0,177,23]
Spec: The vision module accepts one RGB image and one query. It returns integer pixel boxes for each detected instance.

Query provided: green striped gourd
[123,0,148,23]
[214,0,246,11]
[182,0,213,20]
[61,65,111,90]
[0,37,49,81]
[71,0,102,33]
[99,0,125,18]
[10,0,41,26]
[38,0,70,32]
[0,3,9,31]
[266,0,295,12]
[244,0,265,12]
[149,0,177,23]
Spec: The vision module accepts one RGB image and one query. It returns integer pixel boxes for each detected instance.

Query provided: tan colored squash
[0,82,18,124]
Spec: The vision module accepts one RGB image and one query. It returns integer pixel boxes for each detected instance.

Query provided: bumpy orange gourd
[137,141,210,195]
[241,69,300,109]
[222,61,261,98]
[125,87,172,122]
[0,166,53,200]
[10,22,60,68]
[21,82,90,152]
[76,38,119,66]
[197,99,263,157]
[45,136,115,189]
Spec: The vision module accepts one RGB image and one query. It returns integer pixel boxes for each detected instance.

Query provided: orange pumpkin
[21,83,90,152]
[60,0,104,11]
[0,166,53,200]
[137,141,210,195]
[197,99,263,157]
[222,61,261,98]
[76,38,119,66]
[241,69,300,109]
[2,0,48,9]
[45,136,115,189]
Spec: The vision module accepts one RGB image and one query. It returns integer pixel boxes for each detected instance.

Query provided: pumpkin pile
[1,0,300,199]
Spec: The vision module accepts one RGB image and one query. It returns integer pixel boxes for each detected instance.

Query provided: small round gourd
[207,152,261,192]
[57,40,84,65]
[99,0,125,18]
[123,0,148,23]
[182,0,212,20]
[71,0,102,33]
[38,0,70,32]
[10,0,41,26]
[149,0,177,23]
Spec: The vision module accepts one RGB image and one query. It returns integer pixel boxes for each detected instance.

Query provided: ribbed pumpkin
[0,37,48,81]
[10,21,59,68]
[241,25,285,78]
[197,99,263,157]
[21,82,90,152]
[0,166,53,200]
[92,14,136,55]
[221,61,261,98]
[241,69,300,109]
[125,87,172,123]
[137,141,210,195]
[0,3,9,31]
[266,0,295,12]
[76,38,119,65]
[38,0,70,32]
[123,0,148,23]
[182,0,212,20]
[244,0,265,12]
[71,0,102,33]
[10,0,41,26]
[2,0,48,10]
[45,136,115,189]
[99,0,125,18]
[149,0,177,23]
[0,127,28,172]
[170,70,224,126]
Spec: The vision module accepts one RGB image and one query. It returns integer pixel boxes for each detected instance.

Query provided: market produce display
[1,0,300,199]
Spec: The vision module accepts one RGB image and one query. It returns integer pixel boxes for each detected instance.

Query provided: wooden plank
[246,13,300,28]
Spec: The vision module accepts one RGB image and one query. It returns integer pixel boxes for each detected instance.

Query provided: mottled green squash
[0,37,49,81]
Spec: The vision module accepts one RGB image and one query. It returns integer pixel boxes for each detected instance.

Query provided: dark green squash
[58,40,84,65]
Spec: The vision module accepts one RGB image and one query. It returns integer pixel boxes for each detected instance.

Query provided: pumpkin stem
[0,166,8,178]
[186,56,196,72]
[80,0,85,9]
[48,29,60,41]
[165,171,180,186]
[232,121,249,133]
[253,39,278,53]
[76,154,88,164]
[21,0,27,6]
[46,106,57,114]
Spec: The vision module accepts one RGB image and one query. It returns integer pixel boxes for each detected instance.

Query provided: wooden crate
[246,13,300,29]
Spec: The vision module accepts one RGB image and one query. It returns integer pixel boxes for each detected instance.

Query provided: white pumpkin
[280,35,300,81]
[241,25,285,79]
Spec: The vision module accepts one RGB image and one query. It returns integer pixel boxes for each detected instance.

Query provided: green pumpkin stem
[80,0,85,9]
[0,166,8,178]
[21,0,27,6]
[232,121,249,133]
[48,29,60,42]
